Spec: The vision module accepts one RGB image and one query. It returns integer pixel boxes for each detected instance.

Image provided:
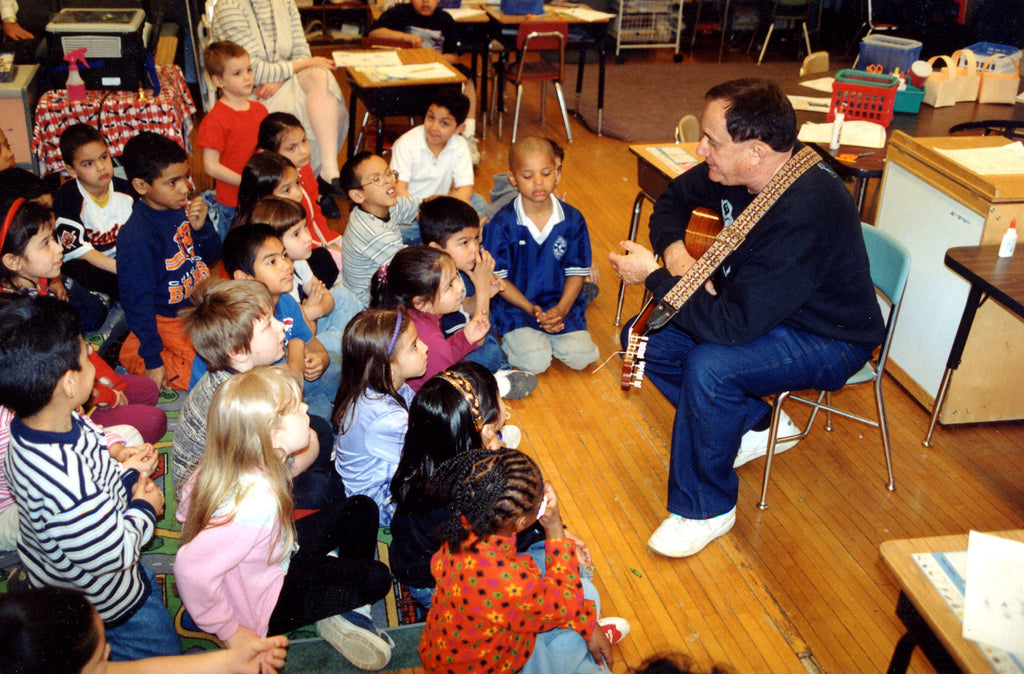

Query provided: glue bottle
[829,104,844,151]
[64,47,89,102]
[998,219,1017,258]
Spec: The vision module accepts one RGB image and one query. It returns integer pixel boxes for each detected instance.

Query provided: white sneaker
[598,617,630,645]
[316,614,392,671]
[647,508,736,558]
[466,135,481,165]
[498,424,522,449]
[733,410,801,468]
[494,368,538,400]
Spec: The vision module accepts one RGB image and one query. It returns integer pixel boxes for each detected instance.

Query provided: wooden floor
[326,45,1024,673]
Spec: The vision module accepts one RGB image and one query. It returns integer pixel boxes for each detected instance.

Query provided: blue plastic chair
[757,223,911,509]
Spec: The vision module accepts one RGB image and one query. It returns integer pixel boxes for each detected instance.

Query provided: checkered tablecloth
[32,65,196,176]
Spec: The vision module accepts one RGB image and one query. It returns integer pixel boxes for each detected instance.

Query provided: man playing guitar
[609,79,885,558]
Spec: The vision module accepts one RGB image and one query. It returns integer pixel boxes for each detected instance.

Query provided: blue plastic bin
[500,0,544,14]
[857,35,923,76]
[959,42,1021,73]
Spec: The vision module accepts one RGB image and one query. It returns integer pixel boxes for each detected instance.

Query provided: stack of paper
[797,120,887,148]
[332,51,402,68]
[355,62,456,82]
[935,143,1024,175]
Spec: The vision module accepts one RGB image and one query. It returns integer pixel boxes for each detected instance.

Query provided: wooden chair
[497,21,573,144]
[748,0,813,66]
[757,224,910,509]
[800,50,829,76]
[674,114,700,143]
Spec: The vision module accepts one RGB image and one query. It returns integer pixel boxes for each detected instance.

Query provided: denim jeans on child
[314,285,366,356]
[304,352,342,422]
[104,565,180,661]
[623,318,871,520]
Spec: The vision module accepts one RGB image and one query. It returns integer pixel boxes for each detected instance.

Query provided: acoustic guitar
[620,207,722,391]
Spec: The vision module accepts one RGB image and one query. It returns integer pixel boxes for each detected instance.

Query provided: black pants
[267,495,391,634]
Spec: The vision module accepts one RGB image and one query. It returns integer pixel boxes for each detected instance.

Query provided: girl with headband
[332,307,428,525]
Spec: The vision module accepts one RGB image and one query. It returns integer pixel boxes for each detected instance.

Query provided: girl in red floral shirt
[420,448,626,673]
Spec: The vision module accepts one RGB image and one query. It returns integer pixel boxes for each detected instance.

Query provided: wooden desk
[880,530,1024,673]
[614,142,702,325]
[923,245,1024,445]
[341,48,465,157]
[486,5,610,135]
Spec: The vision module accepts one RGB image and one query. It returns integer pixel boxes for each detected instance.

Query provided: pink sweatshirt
[406,307,476,392]
[174,471,290,641]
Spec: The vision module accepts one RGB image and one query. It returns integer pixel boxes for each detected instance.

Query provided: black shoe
[318,175,348,200]
[319,191,341,219]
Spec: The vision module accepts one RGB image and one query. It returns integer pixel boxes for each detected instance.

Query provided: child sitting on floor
[0,295,178,661]
[197,41,268,237]
[175,367,393,671]
[370,245,489,392]
[332,308,428,525]
[483,136,599,374]
[117,132,220,391]
[338,151,421,306]
[420,448,627,673]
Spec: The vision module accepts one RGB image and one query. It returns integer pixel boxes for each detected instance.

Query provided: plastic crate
[960,41,1022,73]
[857,35,922,76]
[614,13,673,43]
[500,0,543,14]
[437,0,461,7]
[827,69,899,128]
[893,85,924,114]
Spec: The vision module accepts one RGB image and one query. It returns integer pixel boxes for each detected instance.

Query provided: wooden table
[614,142,702,325]
[486,5,611,135]
[880,530,1024,673]
[922,245,1024,446]
[340,48,465,157]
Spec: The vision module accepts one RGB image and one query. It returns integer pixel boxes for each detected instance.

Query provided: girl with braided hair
[420,448,629,673]
[332,307,428,525]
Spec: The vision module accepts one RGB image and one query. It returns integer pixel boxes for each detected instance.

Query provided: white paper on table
[356,63,457,82]
[935,143,1024,175]
[646,145,699,177]
[797,120,886,148]
[800,76,835,93]
[962,531,1024,653]
[445,7,488,20]
[788,95,832,112]
[333,51,403,68]
[551,6,615,21]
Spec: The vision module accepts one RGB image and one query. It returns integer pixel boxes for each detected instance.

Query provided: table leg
[375,116,385,156]
[347,89,359,159]
[575,43,585,113]
[891,591,963,674]
[479,45,489,140]
[887,631,917,674]
[596,35,606,136]
[614,190,651,326]
[718,0,732,62]
[923,285,985,447]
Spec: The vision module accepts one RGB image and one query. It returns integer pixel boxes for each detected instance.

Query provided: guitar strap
[645,146,822,333]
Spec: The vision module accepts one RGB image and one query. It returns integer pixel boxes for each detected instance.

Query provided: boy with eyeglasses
[339,151,421,306]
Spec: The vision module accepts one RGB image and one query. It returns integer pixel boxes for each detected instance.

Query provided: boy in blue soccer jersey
[482,137,600,374]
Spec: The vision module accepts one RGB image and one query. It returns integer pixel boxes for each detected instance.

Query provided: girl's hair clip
[387,310,403,356]
[377,263,388,286]
[438,371,485,431]
[0,197,25,253]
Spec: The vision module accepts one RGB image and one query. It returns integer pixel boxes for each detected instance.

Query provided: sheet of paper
[552,6,615,20]
[935,143,1024,175]
[788,95,832,112]
[963,531,1024,653]
[445,7,488,20]
[646,145,699,177]
[800,76,835,93]
[355,62,456,82]
[797,120,886,148]
[333,50,402,68]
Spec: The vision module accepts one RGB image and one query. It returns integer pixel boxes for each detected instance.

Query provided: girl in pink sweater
[174,367,394,670]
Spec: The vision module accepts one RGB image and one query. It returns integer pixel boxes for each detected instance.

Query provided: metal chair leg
[758,391,793,509]
[614,191,650,326]
[511,84,524,144]
[539,81,547,122]
[875,374,896,491]
[757,23,774,65]
[554,82,572,143]
[354,111,371,153]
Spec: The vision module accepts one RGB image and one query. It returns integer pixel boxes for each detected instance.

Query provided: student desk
[31,65,195,176]
[614,142,702,325]
[486,4,611,135]
[880,529,1024,673]
[340,48,466,157]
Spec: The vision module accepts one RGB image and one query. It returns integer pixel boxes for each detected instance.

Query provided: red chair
[497,21,573,144]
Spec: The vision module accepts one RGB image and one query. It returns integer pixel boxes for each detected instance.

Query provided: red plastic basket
[826,69,899,128]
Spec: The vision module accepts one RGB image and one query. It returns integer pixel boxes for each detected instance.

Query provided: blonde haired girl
[175,367,394,670]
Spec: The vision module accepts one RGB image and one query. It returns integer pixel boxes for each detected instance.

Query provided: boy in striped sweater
[0,295,180,661]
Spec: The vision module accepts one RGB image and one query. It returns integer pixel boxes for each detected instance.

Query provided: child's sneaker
[466,136,481,165]
[316,612,393,670]
[498,424,522,449]
[598,617,630,645]
[494,368,538,400]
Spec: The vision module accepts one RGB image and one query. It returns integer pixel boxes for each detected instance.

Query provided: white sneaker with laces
[733,410,801,468]
[498,424,522,449]
[316,614,393,671]
[465,135,481,165]
[647,508,736,558]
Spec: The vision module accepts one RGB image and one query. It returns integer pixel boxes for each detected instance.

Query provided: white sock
[352,604,373,620]
[462,118,477,139]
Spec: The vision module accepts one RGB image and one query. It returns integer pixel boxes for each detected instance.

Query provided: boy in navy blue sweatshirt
[116,132,220,391]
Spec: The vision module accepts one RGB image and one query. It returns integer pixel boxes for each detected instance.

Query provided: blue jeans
[304,351,341,422]
[315,285,366,356]
[625,320,871,519]
[464,331,509,373]
[210,200,236,241]
[105,565,180,661]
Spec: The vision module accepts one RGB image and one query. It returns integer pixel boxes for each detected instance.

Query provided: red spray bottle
[64,47,89,102]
